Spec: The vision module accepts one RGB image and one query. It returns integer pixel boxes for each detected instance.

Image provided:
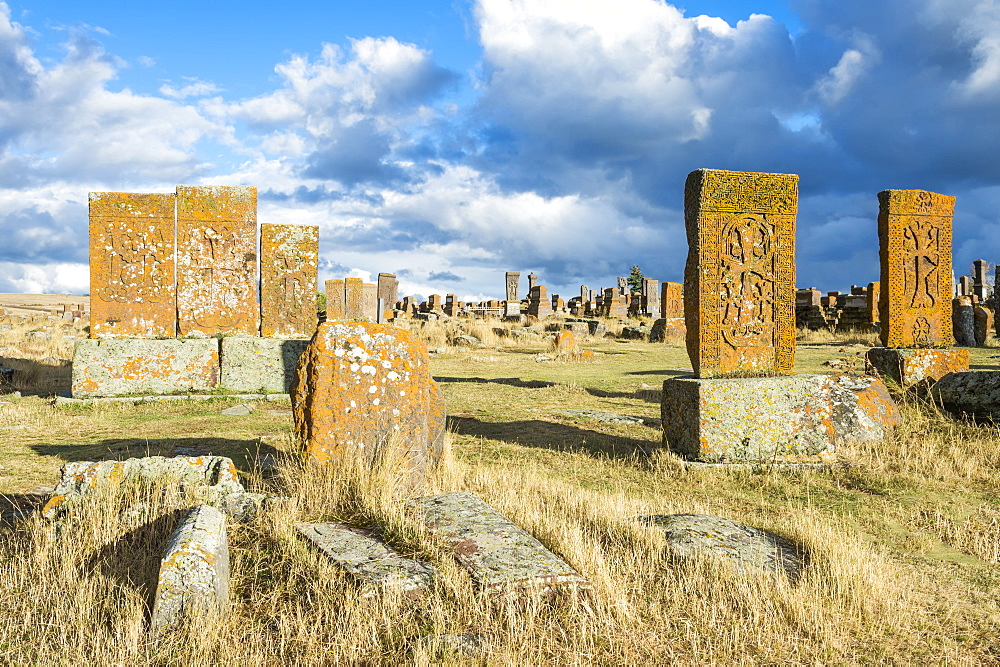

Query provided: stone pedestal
[661,374,899,462]
[72,339,220,397]
[865,347,969,387]
[220,337,309,393]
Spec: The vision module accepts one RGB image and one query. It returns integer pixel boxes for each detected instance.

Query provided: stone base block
[661,374,899,462]
[930,371,1000,420]
[865,347,969,387]
[650,317,685,342]
[72,339,219,397]
[220,337,308,393]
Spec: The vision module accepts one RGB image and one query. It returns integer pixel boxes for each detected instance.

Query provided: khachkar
[662,169,899,462]
[866,189,969,386]
[89,192,176,338]
[176,185,260,337]
[683,168,797,377]
[505,272,520,301]
[260,223,319,338]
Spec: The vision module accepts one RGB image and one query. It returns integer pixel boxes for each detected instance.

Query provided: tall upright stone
[527,273,538,294]
[361,283,378,320]
[527,286,553,319]
[683,169,798,377]
[260,223,318,338]
[877,189,955,348]
[972,259,989,301]
[344,278,365,318]
[176,185,259,337]
[866,281,880,325]
[377,273,398,319]
[88,192,176,338]
[660,282,683,319]
[642,278,660,317]
[505,272,520,301]
[326,279,346,320]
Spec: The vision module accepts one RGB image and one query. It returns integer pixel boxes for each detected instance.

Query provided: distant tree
[316,291,326,314]
[627,265,644,294]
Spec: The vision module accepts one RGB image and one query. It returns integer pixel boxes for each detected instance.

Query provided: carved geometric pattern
[877,189,955,348]
[683,169,798,377]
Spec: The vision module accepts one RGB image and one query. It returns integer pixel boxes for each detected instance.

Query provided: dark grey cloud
[428,270,462,281]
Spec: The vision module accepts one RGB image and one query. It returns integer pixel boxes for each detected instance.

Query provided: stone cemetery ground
[2,316,1000,662]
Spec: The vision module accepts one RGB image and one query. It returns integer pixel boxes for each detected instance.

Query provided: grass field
[2,316,1000,663]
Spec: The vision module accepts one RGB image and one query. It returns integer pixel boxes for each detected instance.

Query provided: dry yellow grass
[1,315,1000,662]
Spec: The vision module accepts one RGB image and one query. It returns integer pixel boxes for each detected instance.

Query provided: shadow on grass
[30,437,281,475]
[449,415,659,461]
[0,355,71,397]
[434,376,557,389]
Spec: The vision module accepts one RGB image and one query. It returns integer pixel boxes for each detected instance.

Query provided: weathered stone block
[176,185,259,337]
[505,272,520,301]
[660,281,683,319]
[291,322,446,486]
[683,169,798,378]
[661,374,899,462]
[150,505,230,635]
[42,455,244,519]
[650,317,685,342]
[639,514,803,580]
[406,492,591,595]
[325,278,345,320]
[260,223,318,338]
[953,296,975,346]
[931,371,1000,420]
[865,347,970,387]
[220,337,308,393]
[295,522,436,596]
[72,339,219,397]
[877,189,955,347]
[88,192,176,338]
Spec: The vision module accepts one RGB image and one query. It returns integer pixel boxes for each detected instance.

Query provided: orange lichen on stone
[877,189,955,348]
[660,281,683,319]
[175,185,259,337]
[260,223,318,338]
[865,347,970,387]
[554,331,577,355]
[88,192,176,338]
[291,322,446,487]
[683,169,798,378]
[326,279,346,320]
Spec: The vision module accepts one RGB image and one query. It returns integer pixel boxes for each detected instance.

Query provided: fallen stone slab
[150,505,230,635]
[42,456,245,520]
[295,522,436,597]
[406,492,591,596]
[219,337,309,393]
[638,514,804,580]
[54,393,287,406]
[71,338,220,398]
[555,409,656,426]
[930,371,1000,421]
[219,403,254,416]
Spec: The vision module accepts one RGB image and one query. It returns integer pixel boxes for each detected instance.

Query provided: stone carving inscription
[505,272,520,302]
[683,169,797,377]
[878,189,955,347]
[176,185,259,336]
[89,192,176,338]
[260,223,318,338]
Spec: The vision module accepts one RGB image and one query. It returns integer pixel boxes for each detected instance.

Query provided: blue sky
[1,0,999,301]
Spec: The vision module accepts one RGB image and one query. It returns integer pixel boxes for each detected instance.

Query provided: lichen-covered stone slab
[260,223,318,338]
[639,514,803,580]
[150,505,230,635]
[295,522,435,596]
[344,278,365,319]
[291,322,446,486]
[931,371,1000,420]
[42,455,244,519]
[89,192,176,338]
[176,185,259,337]
[878,189,955,347]
[865,347,970,387]
[325,279,346,320]
[72,338,219,397]
[406,492,591,595]
[377,273,399,320]
[661,374,899,462]
[220,337,308,393]
[660,281,683,319]
[683,169,798,378]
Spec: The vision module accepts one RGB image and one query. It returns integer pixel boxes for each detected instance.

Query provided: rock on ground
[639,513,804,580]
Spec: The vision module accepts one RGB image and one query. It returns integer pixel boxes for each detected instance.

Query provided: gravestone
[175,185,259,337]
[642,278,660,317]
[361,283,378,320]
[682,169,797,377]
[344,278,365,318]
[260,223,318,338]
[377,273,398,321]
[867,189,969,385]
[953,296,976,346]
[325,279,345,320]
[973,259,989,301]
[527,273,538,294]
[617,276,628,295]
[661,282,683,319]
[958,275,973,298]
[527,286,553,319]
[867,281,880,324]
[580,285,588,303]
[505,272,520,301]
[89,192,176,338]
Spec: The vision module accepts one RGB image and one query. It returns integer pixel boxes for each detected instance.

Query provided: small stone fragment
[406,492,591,596]
[149,505,230,635]
[219,403,254,416]
[296,522,436,596]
